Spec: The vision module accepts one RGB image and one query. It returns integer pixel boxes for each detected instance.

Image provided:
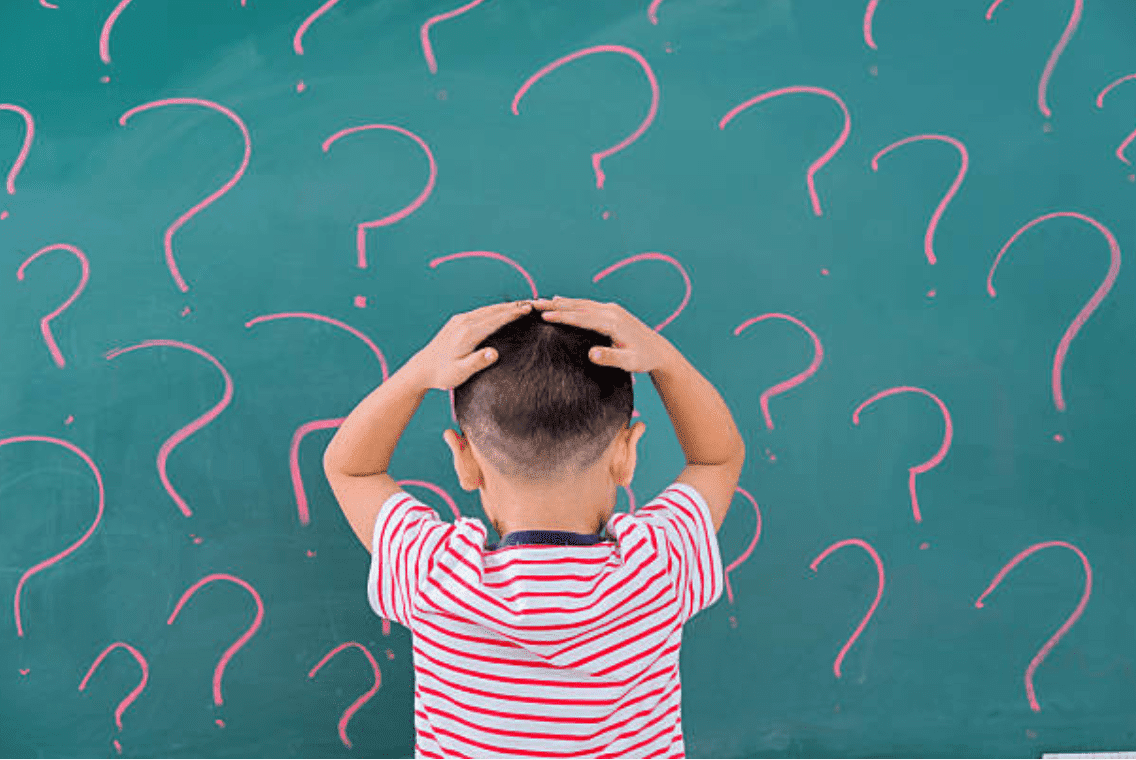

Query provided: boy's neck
[481,480,615,537]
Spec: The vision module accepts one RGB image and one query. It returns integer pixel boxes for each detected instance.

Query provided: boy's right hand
[532,296,672,373]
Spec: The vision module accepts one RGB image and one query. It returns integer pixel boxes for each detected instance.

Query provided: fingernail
[485,349,495,359]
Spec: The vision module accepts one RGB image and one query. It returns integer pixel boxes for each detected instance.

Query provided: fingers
[470,299,532,331]
[534,295,601,311]
[588,345,633,369]
[461,346,498,375]
[540,306,616,336]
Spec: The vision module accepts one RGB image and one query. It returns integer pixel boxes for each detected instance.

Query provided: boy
[323,296,746,758]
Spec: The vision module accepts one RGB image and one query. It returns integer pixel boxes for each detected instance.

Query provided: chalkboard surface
[2,0,1135,757]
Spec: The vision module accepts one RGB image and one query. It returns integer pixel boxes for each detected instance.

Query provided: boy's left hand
[411,300,533,390]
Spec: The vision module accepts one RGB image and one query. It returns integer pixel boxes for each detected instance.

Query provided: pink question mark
[809,538,885,679]
[975,541,1092,712]
[429,251,538,299]
[244,312,389,528]
[985,0,1082,122]
[119,98,251,295]
[323,124,437,306]
[16,244,90,368]
[100,0,248,83]
[733,313,823,431]
[593,252,691,332]
[104,340,234,526]
[987,212,1121,418]
[863,0,880,49]
[647,0,664,24]
[421,0,489,75]
[870,134,969,297]
[167,573,264,726]
[39,0,59,8]
[593,251,692,420]
[293,0,344,92]
[723,487,762,628]
[1095,74,1136,168]
[308,642,382,749]
[0,436,104,642]
[0,104,34,220]
[427,250,538,424]
[852,386,952,524]
[78,642,149,755]
[512,44,660,191]
[719,86,851,217]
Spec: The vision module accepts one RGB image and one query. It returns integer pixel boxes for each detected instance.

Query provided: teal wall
[1,0,1135,756]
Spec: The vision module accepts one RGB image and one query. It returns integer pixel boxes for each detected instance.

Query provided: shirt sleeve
[367,490,454,627]
[633,482,726,624]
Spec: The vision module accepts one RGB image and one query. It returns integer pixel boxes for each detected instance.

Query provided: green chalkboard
[2,0,1135,757]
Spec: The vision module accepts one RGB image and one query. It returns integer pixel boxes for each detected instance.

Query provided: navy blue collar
[487,528,611,551]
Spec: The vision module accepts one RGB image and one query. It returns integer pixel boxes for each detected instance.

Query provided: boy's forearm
[649,338,745,466]
[323,355,431,477]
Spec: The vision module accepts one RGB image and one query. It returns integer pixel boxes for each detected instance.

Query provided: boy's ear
[612,421,646,488]
[443,428,484,491]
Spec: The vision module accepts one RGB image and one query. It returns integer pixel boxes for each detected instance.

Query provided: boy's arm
[649,339,746,532]
[323,300,533,550]
[322,356,431,550]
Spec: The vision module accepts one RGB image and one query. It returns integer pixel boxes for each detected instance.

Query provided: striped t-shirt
[367,482,725,758]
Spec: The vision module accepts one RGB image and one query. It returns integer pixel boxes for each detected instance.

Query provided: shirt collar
[487,528,611,551]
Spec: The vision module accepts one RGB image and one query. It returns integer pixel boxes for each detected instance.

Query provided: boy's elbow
[322,440,342,476]
[729,435,746,464]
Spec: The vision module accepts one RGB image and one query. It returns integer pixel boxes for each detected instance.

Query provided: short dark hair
[453,303,634,483]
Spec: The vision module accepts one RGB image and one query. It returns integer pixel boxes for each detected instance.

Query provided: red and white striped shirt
[367,482,724,758]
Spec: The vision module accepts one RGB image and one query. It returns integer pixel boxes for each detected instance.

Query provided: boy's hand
[412,300,533,390]
[532,296,671,373]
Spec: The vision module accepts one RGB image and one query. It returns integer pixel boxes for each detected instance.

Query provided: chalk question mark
[987,212,1121,420]
[722,487,762,631]
[308,640,383,745]
[104,340,234,529]
[16,244,90,368]
[1095,73,1136,169]
[985,0,1082,122]
[592,251,692,420]
[167,573,264,727]
[863,0,880,49]
[421,0,489,75]
[308,642,382,749]
[852,386,952,524]
[78,642,149,755]
[513,44,660,191]
[733,313,823,431]
[429,251,538,299]
[100,0,248,83]
[975,541,1092,712]
[244,312,389,529]
[0,436,104,642]
[118,98,251,296]
[719,86,851,217]
[293,0,344,92]
[870,134,969,296]
[427,251,538,423]
[592,252,691,333]
[0,104,34,220]
[809,538,885,679]
[323,124,437,307]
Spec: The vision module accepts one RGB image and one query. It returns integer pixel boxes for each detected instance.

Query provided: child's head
[446,305,639,500]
